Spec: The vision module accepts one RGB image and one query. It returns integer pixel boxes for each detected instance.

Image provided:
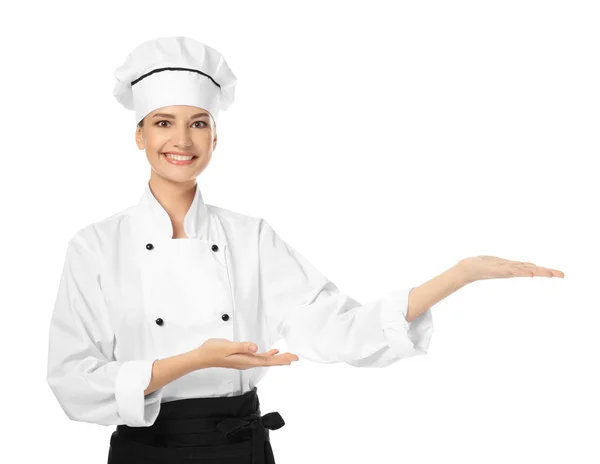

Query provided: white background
[2,1,598,462]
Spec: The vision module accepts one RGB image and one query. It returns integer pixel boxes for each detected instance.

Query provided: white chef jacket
[46,181,433,428]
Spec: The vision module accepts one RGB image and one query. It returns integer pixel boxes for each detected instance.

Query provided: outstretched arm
[407,255,564,322]
[406,265,469,323]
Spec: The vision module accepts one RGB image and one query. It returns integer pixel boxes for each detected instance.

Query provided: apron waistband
[113,387,285,464]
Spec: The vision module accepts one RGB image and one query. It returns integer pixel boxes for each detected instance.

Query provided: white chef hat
[112,36,237,127]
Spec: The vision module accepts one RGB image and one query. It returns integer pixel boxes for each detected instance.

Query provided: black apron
[108,386,284,464]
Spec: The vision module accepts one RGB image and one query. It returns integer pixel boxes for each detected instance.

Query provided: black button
[155,318,163,326]
[146,243,154,250]
[221,313,229,321]
[211,244,219,252]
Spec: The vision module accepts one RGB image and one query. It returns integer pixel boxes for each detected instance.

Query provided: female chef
[45,36,564,464]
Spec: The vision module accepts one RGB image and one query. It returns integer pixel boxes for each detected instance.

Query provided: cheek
[146,136,164,151]
[195,133,214,147]
[144,148,166,169]
[193,153,212,172]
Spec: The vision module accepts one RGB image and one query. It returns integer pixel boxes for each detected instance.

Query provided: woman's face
[135,105,217,183]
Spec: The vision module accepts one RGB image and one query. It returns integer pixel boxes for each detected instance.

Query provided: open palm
[458,255,565,282]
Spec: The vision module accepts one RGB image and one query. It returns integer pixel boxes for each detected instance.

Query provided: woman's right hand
[193,338,299,370]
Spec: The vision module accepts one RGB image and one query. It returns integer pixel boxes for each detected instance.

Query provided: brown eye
[156,120,170,128]
[193,121,207,128]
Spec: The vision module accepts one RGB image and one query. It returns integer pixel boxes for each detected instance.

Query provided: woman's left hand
[457,255,565,283]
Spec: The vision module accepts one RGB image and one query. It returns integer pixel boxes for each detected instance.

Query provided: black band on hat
[131,67,221,89]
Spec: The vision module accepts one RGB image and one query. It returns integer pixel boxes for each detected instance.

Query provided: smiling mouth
[161,153,199,165]
[162,153,198,160]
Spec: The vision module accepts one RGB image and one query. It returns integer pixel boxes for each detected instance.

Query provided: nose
[174,125,193,148]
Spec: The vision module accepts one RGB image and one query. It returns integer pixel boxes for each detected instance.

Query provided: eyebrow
[151,112,210,120]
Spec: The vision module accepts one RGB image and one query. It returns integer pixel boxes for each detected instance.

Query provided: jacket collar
[136,180,210,240]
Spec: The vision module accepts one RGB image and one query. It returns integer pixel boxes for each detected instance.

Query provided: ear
[213,132,218,151]
[135,127,145,150]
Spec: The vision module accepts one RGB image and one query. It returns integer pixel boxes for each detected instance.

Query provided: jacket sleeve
[258,219,433,368]
[46,232,164,426]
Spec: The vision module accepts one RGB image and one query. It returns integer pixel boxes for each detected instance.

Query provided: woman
[45,36,564,464]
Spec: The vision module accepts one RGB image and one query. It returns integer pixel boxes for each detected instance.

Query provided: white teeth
[164,153,195,160]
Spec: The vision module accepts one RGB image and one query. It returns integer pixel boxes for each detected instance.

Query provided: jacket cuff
[115,359,163,427]
[380,287,434,358]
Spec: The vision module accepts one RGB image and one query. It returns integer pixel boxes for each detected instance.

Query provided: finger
[533,267,565,278]
[237,351,298,366]
[235,354,291,367]
[513,262,564,277]
[256,349,279,356]
[238,342,258,353]
[257,350,286,359]
[262,353,298,366]
[535,266,564,277]
[277,353,299,362]
[244,351,285,362]
[512,265,561,278]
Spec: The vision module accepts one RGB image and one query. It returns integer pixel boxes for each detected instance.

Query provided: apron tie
[216,412,285,464]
